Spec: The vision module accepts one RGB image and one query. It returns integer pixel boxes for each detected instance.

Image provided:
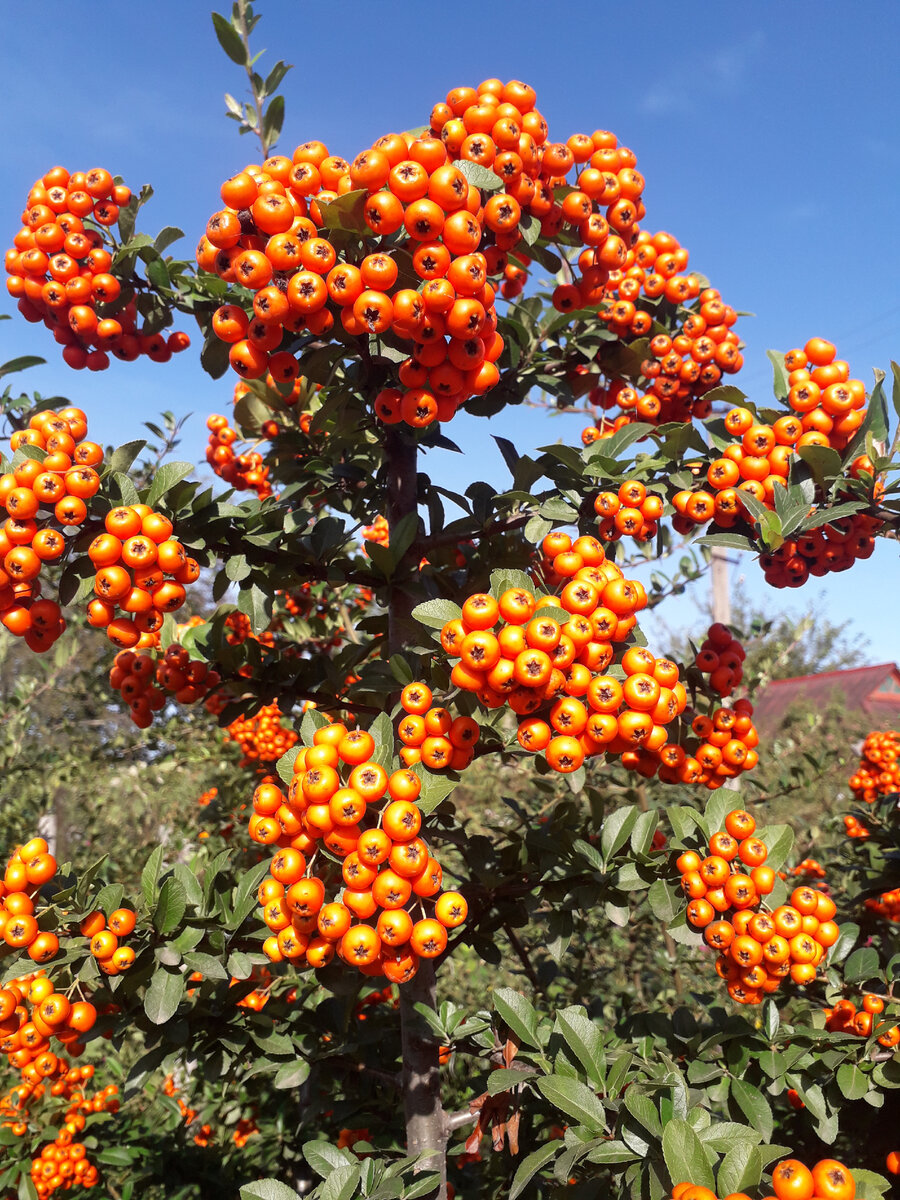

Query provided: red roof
[752,663,900,736]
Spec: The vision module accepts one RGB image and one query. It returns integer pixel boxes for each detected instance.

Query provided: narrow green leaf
[729,1078,773,1140]
[0,355,45,379]
[556,1008,605,1087]
[661,1118,715,1191]
[412,597,462,631]
[143,967,184,1025]
[153,877,187,936]
[509,1142,560,1199]
[492,988,540,1047]
[212,12,248,65]
[836,1063,868,1100]
[145,461,194,508]
[536,1075,605,1131]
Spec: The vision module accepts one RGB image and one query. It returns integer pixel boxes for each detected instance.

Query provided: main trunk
[384,427,447,1198]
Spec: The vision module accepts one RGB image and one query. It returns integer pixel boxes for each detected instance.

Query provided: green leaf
[556,1008,605,1087]
[828,921,859,965]
[141,844,165,906]
[364,713,393,774]
[767,349,790,401]
[843,945,879,983]
[303,1142,357,1179]
[836,1062,868,1100]
[852,1168,892,1200]
[717,1142,762,1196]
[182,951,228,981]
[0,355,45,379]
[729,1078,773,1140]
[274,1060,310,1090]
[143,967,184,1025]
[661,1118,715,1191]
[509,1142,560,1200]
[153,877,187,935]
[277,746,302,785]
[264,60,292,96]
[455,160,504,192]
[145,461,194,508]
[410,762,458,816]
[630,809,658,857]
[536,1075,605,1131]
[226,554,251,582]
[584,421,653,463]
[239,1182,301,1200]
[696,532,756,552]
[520,213,542,245]
[155,226,184,253]
[601,805,638,861]
[231,859,271,931]
[107,439,146,475]
[757,824,793,872]
[763,999,779,1040]
[262,96,285,149]
[493,987,540,1047]
[797,444,842,490]
[96,1146,136,1167]
[318,189,369,235]
[488,1067,533,1095]
[412,597,462,631]
[212,12,248,65]
[624,1090,662,1137]
[648,878,679,923]
[585,1140,638,1164]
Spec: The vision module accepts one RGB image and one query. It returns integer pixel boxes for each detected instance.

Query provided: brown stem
[504,923,545,996]
[385,427,446,1198]
[636,785,685,1000]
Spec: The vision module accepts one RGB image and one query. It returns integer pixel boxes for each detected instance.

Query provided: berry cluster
[0,406,102,651]
[593,479,664,543]
[864,887,900,924]
[678,810,838,1005]
[582,277,743,434]
[205,414,273,498]
[197,786,218,807]
[842,814,870,840]
[1,839,59,963]
[441,532,661,775]
[675,704,760,789]
[672,407,810,531]
[361,514,389,551]
[781,339,868,452]
[28,1078,119,1197]
[1,971,98,1080]
[437,531,761,786]
[788,857,827,880]
[78,908,137,976]
[85,505,199,650]
[202,79,743,431]
[109,645,222,729]
[248,720,468,982]
[5,166,189,370]
[693,622,746,697]
[758,508,880,589]
[670,1157,856,1200]
[396,682,480,770]
[224,701,298,766]
[202,140,506,428]
[848,729,900,802]
[824,995,899,1046]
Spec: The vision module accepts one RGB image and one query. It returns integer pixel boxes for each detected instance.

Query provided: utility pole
[711,545,731,625]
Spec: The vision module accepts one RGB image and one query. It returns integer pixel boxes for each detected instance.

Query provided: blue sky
[2,1,899,664]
